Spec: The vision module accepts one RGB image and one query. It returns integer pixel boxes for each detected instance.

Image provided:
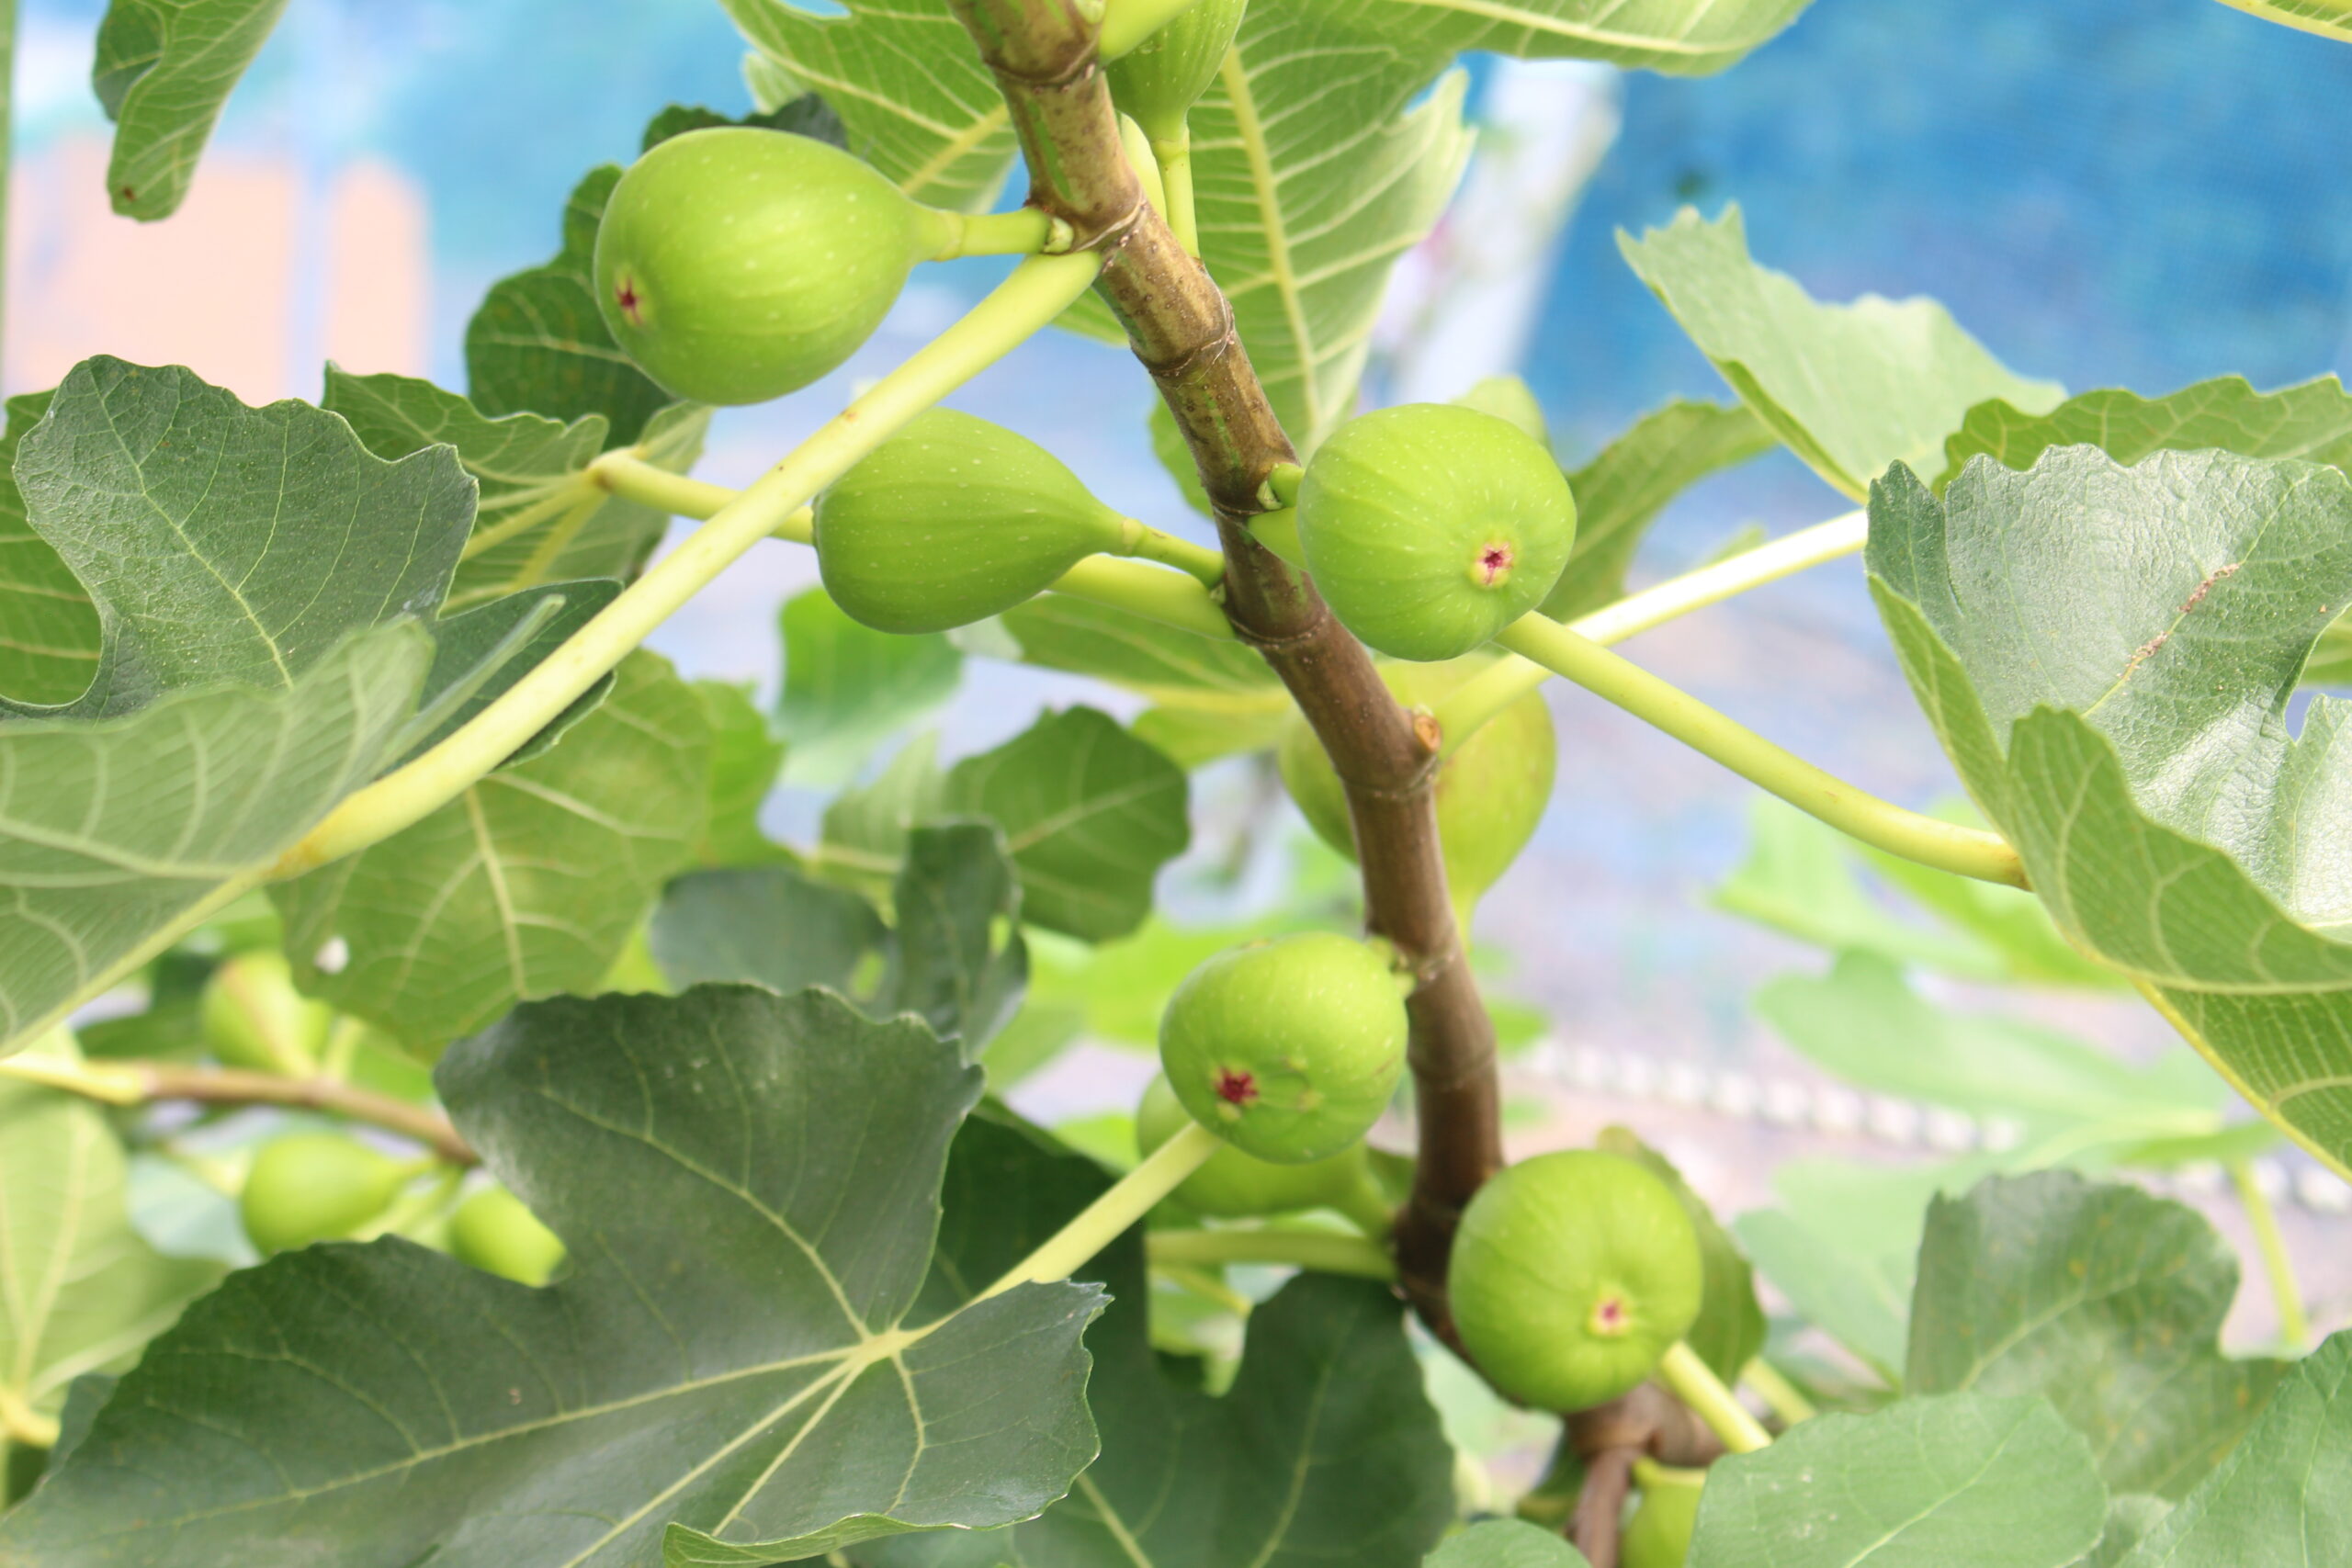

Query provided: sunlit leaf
[1622,207,2062,500]
[91,0,289,220]
[2210,0,2352,40]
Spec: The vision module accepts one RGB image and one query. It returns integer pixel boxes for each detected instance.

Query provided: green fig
[1447,1150,1703,1413]
[1158,933,1407,1165]
[448,1184,567,1287]
[1623,1466,1705,1568]
[1298,403,1577,661]
[594,129,958,405]
[1106,0,1249,145]
[200,950,334,1075]
[239,1133,414,1255]
[1278,654,1555,910]
[1136,1074,1389,1230]
[813,408,1133,633]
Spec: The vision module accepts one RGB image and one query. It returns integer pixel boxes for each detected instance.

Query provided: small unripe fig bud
[1106,0,1249,144]
[239,1133,413,1255]
[1447,1150,1702,1412]
[200,950,334,1075]
[594,129,952,405]
[1158,932,1407,1164]
[448,1184,567,1287]
[1136,1074,1385,1223]
[814,408,1131,633]
[1277,655,1554,909]
[1298,403,1577,661]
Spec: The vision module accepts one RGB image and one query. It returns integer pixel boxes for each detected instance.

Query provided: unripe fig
[239,1133,413,1255]
[1623,1468,1704,1568]
[594,129,954,405]
[1278,655,1554,908]
[1158,933,1407,1164]
[1447,1150,1702,1412]
[1106,0,1249,144]
[448,1184,567,1287]
[1136,1074,1387,1227]
[814,408,1130,633]
[1298,404,1577,661]
[200,950,333,1075]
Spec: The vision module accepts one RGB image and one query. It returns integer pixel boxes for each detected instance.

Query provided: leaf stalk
[981,1121,1220,1297]
[1657,1342,1771,1455]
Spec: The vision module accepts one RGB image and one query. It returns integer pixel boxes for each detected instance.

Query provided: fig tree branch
[1495,614,2029,888]
[946,0,1501,1334]
[0,1055,477,1165]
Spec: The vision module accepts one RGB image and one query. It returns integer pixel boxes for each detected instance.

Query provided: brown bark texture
[947,0,1503,1334]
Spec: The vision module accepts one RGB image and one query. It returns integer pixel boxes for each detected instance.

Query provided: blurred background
[15,0,2352,1346]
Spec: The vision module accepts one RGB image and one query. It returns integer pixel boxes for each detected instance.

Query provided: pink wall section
[6,137,431,404]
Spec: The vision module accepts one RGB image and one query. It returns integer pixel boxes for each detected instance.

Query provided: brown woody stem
[947,0,1501,1334]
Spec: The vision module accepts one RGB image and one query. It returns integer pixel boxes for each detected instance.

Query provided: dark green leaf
[688,680,790,867]
[0,626,430,1055]
[1542,400,1772,621]
[1595,1127,1765,1382]
[640,95,846,152]
[273,652,711,1049]
[889,825,1027,1055]
[464,168,673,446]
[1622,208,2062,501]
[945,709,1190,942]
[649,863,888,996]
[6,358,471,718]
[2115,1330,2352,1566]
[1688,1393,2106,1568]
[1868,448,2352,1176]
[1907,1173,2285,1500]
[906,1111,1456,1568]
[89,0,290,221]
[1,987,1105,1563]
[390,579,623,767]
[1424,1519,1589,1567]
[0,390,97,707]
[777,589,962,787]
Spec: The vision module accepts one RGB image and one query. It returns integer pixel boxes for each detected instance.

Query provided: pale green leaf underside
[777,590,962,788]
[1689,1393,2107,1568]
[720,0,1014,211]
[0,626,430,1055]
[1355,0,1810,73]
[1425,1519,1590,1567]
[2117,1330,2352,1566]
[93,0,291,221]
[2211,0,2352,39]
[1193,23,1473,451]
[0,987,1102,1566]
[1622,206,2064,500]
[1935,374,2352,692]
[273,652,710,1048]
[0,1036,221,1424]
[1907,1174,2282,1501]
[1869,446,2352,1174]
[988,594,1283,699]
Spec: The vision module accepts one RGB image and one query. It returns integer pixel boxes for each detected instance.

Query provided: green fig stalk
[1104,0,1246,252]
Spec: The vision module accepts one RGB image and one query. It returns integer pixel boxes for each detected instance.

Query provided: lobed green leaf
[1622,207,2062,500]
[90,0,290,221]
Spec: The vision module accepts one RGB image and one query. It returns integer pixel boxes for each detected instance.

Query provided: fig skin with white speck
[1298,403,1577,662]
[1158,932,1408,1164]
[1447,1149,1703,1413]
[814,408,1131,633]
[593,128,946,405]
